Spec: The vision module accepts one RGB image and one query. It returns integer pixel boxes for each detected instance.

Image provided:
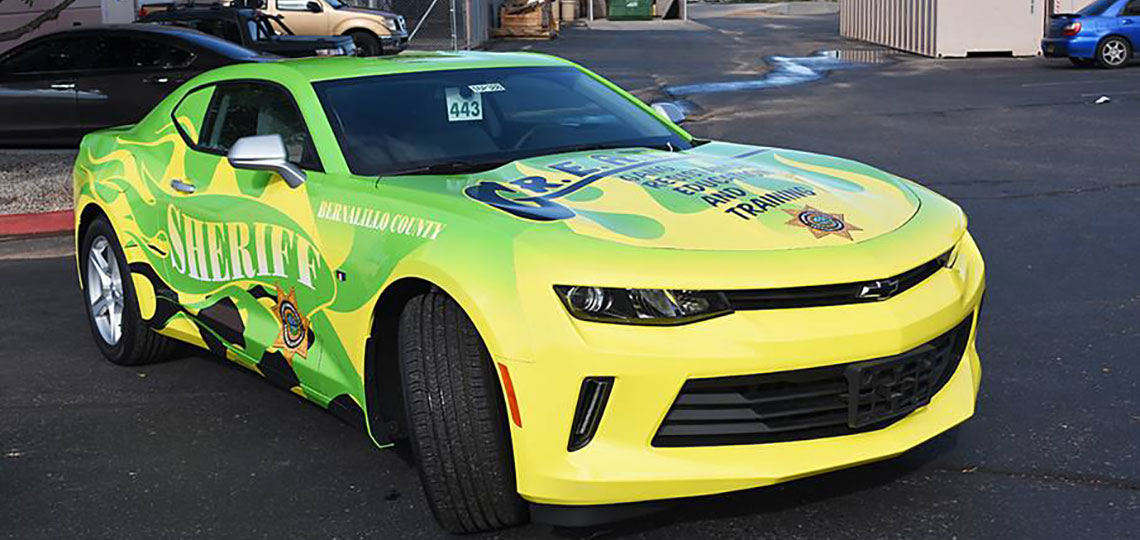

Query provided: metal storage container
[608,0,652,20]
[840,0,1045,58]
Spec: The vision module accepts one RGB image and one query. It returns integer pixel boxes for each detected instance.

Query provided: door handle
[50,82,75,90]
[1125,19,1135,25]
[170,179,196,194]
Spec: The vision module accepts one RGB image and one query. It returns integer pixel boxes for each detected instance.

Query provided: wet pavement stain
[666,48,896,97]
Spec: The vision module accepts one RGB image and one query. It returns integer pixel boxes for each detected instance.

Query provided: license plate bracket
[845,344,941,429]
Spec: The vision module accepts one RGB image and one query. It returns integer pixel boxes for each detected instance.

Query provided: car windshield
[1079,0,1119,16]
[314,66,690,176]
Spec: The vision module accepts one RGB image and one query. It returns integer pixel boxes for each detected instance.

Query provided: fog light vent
[567,377,614,452]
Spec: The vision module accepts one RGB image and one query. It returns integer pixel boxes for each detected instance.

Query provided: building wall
[1053,0,1097,14]
[0,0,104,53]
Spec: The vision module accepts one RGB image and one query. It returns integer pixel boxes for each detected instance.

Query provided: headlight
[381,17,399,32]
[314,48,346,56]
[554,286,733,326]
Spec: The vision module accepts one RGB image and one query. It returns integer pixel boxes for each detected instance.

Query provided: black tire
[81,216,174,366]
[1096,36,1132,69]
[1070,57,1094,67]
[349,30,382,57]
[397,292,528,533]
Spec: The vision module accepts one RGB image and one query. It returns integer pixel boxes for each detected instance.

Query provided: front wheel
[1096,37,1131,69]
[397,292,528,533]
[349,31,382,56]
[81,216,174,365]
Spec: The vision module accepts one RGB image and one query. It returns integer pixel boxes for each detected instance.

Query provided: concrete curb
[0,210,74,237]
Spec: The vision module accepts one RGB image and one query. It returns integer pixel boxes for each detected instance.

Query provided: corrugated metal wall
[0,0,102,53]
[840,0,937,57]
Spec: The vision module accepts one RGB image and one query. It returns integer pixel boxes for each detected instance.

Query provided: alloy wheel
[87,236,124,346]
[1103,39,1128,67]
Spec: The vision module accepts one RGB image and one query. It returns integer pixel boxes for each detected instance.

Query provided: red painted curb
[0,210,74,237]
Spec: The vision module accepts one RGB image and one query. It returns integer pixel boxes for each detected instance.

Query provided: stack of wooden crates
[494,0,559,39]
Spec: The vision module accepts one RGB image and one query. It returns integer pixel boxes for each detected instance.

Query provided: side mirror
[227,134,307,188]
[306,1,323,12]
[651,102,685,125]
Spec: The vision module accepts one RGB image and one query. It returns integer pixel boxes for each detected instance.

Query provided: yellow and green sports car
[73,51,985,533]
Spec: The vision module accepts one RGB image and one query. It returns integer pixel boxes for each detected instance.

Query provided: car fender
[334,18,391,38]
[1099,32,1133,49]
[372,252,531,364]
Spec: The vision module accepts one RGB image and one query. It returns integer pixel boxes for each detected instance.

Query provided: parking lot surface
[3,9,1140,540]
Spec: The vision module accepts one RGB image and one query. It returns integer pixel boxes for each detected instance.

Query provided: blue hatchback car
[1043,0,1140,68]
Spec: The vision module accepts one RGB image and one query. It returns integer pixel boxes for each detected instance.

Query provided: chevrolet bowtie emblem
[858,279,900,301]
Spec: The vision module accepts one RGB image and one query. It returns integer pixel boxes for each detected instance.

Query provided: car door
[1118,0,1140,46]
[273,0,330,35]
[75,33,199,132]
[0,35,82,145]
[167,81,334,383]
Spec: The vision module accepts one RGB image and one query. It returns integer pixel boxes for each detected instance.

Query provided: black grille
[722,251,951,310]
[652,316,973,448]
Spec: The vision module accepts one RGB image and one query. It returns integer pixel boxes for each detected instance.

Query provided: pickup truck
[138,3,357,58]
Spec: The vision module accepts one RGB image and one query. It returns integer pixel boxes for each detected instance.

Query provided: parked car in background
[1043,0,1140,68]
[139,3,357,58]
[0,25,269,147]
[260,0,408,56]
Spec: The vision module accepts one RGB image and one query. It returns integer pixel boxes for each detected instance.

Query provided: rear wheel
[1096,36,1131,69]
[81,216,174,365]
[349,30,382,56]
[397,292,528,533]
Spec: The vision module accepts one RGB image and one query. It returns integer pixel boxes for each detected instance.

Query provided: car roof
[31,24,268,59]
[142,6,254,19]
[268,51,576,83]
[43,23,214,37]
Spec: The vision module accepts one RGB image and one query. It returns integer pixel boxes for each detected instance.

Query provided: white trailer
[839,0,1090,58]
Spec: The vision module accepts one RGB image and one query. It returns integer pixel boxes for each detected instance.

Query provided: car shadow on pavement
[549,430,960,539]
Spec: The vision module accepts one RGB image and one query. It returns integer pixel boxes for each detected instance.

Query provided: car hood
[448,142,922,252]
[340,6,400,18]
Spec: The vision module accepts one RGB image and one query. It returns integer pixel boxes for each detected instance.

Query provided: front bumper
[499,234,985,507]
[380,31,409,54]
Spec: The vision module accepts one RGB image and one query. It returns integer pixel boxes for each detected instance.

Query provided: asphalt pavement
[3,10,1140,540]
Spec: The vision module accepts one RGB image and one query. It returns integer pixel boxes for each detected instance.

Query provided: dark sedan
[0,25,270,147]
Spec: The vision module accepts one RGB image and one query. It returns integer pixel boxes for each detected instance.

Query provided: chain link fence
[343,0,495,50]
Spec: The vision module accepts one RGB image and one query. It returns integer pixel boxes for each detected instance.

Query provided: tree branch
[0,0,81,43]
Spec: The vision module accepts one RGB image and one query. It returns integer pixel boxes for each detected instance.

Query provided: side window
[277,0,311,11]
[173,86,217,146]
[1125,0,1140,15]
[82,36,193,71]
[134,39,195,69]
[0,37,82,74]
[170,18,244,44]
[85,36,136,70]
[199,83,321,170]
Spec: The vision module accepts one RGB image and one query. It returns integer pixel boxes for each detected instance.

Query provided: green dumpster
[608,0,652,20]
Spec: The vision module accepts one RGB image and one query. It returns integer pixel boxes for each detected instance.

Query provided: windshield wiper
[379,159,512,178]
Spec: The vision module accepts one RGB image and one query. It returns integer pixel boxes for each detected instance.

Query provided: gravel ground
[0,150,77,215]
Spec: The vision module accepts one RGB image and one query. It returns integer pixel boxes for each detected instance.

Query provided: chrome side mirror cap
[651,102,686,124]
[227,134,306,189]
